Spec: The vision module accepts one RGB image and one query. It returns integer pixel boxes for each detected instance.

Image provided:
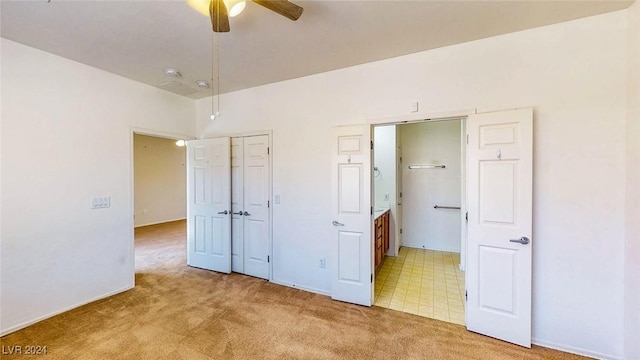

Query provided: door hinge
[371,206,373,215]
[466,134,469,144]
[267,200,270,208]
[465,212,468,221]
[267,255,270,263]
[371,274,373,283]
[465,290,468,301]
[400,156,402,163]
[371,141,374,150]
[400,228,403,234]
[267,147,270,155]
[400,192,402,198]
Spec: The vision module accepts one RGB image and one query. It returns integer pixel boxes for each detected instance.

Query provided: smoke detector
[165,68,182,78]
[196,80,209,89]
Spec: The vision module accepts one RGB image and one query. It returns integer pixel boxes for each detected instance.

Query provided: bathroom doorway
[372,119,466,325]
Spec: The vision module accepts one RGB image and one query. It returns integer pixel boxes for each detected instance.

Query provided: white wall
[196,11,628,358]
[400,121,461,253]
[625,1,640,359]
[374,126,395,209]
[373,125,397,255]
[0,39,195,334]
[133,134,186,227]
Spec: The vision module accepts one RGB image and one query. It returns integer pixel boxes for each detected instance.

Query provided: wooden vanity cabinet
[374,210,390,271]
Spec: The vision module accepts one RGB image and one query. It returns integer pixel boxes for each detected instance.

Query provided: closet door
[186,137,231,273]
[242,135,270,279]
[230,137,245,273]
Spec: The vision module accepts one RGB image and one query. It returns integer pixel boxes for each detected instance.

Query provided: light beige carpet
[0,220,588,359]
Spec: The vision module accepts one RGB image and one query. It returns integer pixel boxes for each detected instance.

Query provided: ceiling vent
[157,81,199,96]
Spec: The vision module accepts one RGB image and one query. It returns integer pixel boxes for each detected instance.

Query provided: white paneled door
[241,135,270,280]
[186,137,232,273]
[331,125,373,306]
[466,108,533,347]
[230,137,245,273]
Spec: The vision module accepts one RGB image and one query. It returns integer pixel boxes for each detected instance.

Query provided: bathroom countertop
[374,208,389,220]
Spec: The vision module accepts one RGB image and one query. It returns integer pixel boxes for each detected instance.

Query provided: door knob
[332,220,345,227]
[509,236,530,245]
[233,211,244,215]
[217,210,228,215]
[243,211,251,216]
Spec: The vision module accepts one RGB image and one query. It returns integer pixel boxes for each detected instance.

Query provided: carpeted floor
[0,220,588,359]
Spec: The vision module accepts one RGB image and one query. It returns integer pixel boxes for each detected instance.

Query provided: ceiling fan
[188,0,304,32]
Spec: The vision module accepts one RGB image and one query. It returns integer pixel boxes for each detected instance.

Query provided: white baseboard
[269,279,331,297]
[134,217,186,228]
[0,285,134,337]
[532,338,622,360]
[403,244,461,253]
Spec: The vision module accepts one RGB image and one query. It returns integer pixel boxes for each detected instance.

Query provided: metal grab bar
[434,205,461,210]
[408,165,446,169]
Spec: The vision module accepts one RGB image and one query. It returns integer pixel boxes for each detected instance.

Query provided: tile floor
[374,247,466,325]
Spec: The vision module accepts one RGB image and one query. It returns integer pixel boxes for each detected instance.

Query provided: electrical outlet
[319,257,326,268]
[411,101,419,112]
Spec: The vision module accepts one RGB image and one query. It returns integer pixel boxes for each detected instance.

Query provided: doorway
[133,133,187,228]
[372,119,466,325]
[331,108,533,347]
[132,131,191,274]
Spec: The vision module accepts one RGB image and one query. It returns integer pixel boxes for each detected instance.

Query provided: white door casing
[466,108,533,347]
[242,135,270,280]
[186,137,232,273]
[331,125,373,306]
[460,119,468,271]
[231,137,245,273]
[395,141,403,254]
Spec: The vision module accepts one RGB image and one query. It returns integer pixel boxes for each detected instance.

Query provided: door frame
[207,129,274,281]
[128,127,195,284]
[369,109,474,274]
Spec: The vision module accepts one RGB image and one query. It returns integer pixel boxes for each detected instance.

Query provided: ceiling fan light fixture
[186,0,210,17]
[224,0,246,17]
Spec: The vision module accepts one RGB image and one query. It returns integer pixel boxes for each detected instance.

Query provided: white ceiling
[1,0,633,99]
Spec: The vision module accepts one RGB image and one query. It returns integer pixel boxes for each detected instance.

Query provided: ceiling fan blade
[253,0,303,21]
[210,0,230,32]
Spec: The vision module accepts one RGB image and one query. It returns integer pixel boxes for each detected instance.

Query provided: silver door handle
[332,220,345,227]
[233,211,244,215]
[217,210,228,215]
[509,236,530,245]
[243,211,251,216]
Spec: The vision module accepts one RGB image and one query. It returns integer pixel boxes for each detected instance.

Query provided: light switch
[91,196,111,209]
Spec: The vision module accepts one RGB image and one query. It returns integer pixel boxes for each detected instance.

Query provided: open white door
[331,125,373,306]
[466,108,533,347]
[186,137,232,273]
